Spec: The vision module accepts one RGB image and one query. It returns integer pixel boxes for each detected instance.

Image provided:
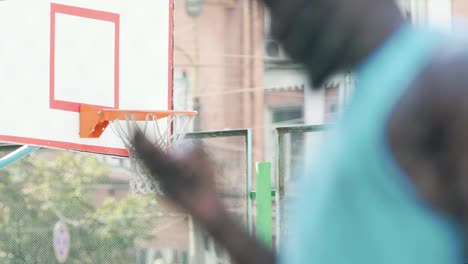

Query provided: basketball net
[108,113,195,195]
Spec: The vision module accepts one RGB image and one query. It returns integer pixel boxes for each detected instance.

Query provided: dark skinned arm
[132,133,275,264]
[387,47,468,230]
[423,51,468,224]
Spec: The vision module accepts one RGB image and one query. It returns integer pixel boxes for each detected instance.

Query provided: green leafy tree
[0,150,157,263]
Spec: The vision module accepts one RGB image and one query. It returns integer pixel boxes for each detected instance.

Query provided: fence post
[256,162,273,247]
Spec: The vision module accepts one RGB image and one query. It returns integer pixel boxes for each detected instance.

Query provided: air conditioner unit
[264,39,290,62]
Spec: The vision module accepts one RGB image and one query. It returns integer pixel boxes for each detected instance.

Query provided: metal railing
[275,125,326,250]
[0,129,253,264]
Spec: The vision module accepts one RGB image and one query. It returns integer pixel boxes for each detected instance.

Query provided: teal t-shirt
[281,24,464,264]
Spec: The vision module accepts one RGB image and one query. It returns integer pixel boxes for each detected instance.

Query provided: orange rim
[80,104,197,138]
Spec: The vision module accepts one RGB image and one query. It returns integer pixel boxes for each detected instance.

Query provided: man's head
[263,0,404,87]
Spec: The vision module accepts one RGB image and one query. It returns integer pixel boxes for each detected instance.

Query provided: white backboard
[0,1,173,156]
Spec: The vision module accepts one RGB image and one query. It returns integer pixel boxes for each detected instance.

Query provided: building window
[272,107,303,125]
[204,233,211,251]
[139,248,148,264]
[324,85,339,123]
[181,251,189,264]
[214,242,224,258]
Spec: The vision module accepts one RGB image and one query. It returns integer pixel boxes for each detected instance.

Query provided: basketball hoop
[80,104,197,195]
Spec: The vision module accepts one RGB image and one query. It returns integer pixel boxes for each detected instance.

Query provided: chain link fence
[184,129,253,264]
[274,125,326,250]
[0,129,252,264]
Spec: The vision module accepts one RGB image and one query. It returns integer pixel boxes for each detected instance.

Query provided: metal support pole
[246,129,254,235]
[0,145,39,169]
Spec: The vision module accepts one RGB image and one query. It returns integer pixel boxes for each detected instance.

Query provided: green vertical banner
[256,162,273,247]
